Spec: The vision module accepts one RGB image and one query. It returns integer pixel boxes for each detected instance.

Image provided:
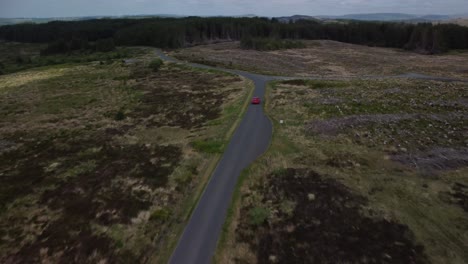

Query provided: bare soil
[392,148,468,173]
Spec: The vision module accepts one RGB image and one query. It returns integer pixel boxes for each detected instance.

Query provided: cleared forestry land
[171,40,468,79]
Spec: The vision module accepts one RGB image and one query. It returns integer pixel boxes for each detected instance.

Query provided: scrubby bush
[149,208,171,222]
[248,206,270,226]
[114,109,125,121]
[148,58,163,71]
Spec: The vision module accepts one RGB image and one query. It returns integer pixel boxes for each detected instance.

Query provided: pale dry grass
[439,19,468,27]
[0,67,71,91]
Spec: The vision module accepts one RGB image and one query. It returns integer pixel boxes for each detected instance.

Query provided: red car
[251,97,261,104]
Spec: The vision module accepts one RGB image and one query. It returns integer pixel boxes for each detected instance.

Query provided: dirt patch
[236,168,428,264]
[306,114,418,136]
[392,148,468,173]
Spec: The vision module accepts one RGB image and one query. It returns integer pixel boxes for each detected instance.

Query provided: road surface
[156,50,278,264]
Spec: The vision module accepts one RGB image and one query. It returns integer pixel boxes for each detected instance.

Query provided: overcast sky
[1,0,467,18]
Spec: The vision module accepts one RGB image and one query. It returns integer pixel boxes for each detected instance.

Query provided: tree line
[40,38,115,55]
[1,17,467,54]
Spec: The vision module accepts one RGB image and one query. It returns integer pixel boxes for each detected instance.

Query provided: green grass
[191,140,225,154]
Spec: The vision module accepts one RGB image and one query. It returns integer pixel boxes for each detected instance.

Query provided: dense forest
[1,17,467,54]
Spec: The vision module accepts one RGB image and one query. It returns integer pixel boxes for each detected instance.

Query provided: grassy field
[0,43,252,263]
[217,79,468,263]
[171,40,468,79]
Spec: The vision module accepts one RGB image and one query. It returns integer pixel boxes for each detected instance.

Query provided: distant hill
[276,15,320,23]
[0,18,62,26]
[0,14,184,26]
[340,13,417,21]
[1,13,467,26]
[420,15,452,21]
[275,13,468,24]
[317,13,455,22]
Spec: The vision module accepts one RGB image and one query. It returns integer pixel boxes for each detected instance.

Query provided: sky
[1,0,467,18]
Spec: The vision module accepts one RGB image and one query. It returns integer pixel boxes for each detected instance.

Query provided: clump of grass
[148,59,164,72]
[191,140,225,154]
[272,168,288,177]
[279,200,296,217]
[150,208,172,222]
[173,166,195,188]
[248,206,270,226]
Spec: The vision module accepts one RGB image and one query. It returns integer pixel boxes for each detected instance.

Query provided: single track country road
[155,49,468,264]
[156,50,277,264]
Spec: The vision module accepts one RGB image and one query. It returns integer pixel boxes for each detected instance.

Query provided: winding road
[155,49,468,264]
[156,50,279,264]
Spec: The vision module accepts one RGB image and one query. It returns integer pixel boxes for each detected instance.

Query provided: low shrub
[149,58,164,71]
[149,208,171,222]
[248,206,270,226]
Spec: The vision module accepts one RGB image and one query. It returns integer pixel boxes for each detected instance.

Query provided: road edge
[213,80,276,263]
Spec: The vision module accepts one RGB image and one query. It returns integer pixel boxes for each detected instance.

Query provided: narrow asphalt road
[155,49,468,264]
[156,50,276,264]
